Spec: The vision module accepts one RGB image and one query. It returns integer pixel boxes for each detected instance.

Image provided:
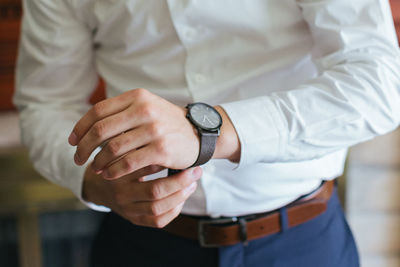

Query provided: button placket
[165,0,209,99]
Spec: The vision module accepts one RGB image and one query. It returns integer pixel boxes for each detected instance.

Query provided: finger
[74,108,149,165]
[102,145,159,180]
[74,112,132,165]
[69,99,130,146]
[101,165,164,188]
[126,182,197,217]
[127,167,202,201]
[91,124,156,172]
[107,165,166,206]
[69,89,146,146]
[131,200,185,228]
[122,164,165,182]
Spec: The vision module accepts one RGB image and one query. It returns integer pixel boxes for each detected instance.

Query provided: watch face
[188,103,222,131]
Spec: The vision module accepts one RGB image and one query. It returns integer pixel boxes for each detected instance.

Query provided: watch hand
[205,116,213,125]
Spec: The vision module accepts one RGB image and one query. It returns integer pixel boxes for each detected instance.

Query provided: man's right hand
[82,164,202,228]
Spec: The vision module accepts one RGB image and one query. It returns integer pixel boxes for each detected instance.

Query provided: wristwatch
[168,102,222,176]
[186,102,223,167]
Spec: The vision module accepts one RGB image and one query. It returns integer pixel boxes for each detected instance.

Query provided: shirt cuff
[70,147,111,212]
[220,96,286,169]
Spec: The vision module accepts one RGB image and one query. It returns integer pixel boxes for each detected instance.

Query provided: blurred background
[0,1,399,267]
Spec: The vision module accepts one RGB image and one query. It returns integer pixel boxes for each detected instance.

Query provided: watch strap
[167,130,217,176]
[191,129,218,167]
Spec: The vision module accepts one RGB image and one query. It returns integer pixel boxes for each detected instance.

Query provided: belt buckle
[198,217,238,248]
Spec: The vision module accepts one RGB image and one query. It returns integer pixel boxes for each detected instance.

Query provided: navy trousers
[90,189,360,267]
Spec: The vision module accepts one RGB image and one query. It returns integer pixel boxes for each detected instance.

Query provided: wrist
[213,106,241,162]
[82,163,107,206]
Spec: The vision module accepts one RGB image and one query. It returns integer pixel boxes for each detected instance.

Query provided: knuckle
[153,218,166,229]
[139,104,155,119]
[107,140,121,156]
[92,122,107,138]
[92,102,105,118]
[149,203,162,216]
[121,157,134,171]
[147,123,163,138]
[134,88,148,97]
[148,184,162,200]
[155,139,169,156]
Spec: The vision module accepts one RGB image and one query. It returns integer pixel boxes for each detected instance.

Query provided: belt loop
[238,218,248,246]
[279,207,289,232]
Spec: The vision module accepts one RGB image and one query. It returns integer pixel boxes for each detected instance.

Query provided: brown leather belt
[164,180,334,247]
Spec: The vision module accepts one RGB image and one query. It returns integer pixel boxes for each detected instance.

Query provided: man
[14,0,400,266]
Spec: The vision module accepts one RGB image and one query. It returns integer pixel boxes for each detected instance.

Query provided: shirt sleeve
[14,0,108,211]
[221,0,400,169]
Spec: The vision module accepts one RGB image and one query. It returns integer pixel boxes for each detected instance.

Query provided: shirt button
[194,73,206,84]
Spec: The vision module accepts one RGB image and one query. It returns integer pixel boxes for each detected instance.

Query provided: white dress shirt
[14,0,400,217]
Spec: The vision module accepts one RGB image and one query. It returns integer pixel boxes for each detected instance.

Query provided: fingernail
[68,132,78,146]
[192,167,202,180]
[184,183,197,195]
[74,153,81,165]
